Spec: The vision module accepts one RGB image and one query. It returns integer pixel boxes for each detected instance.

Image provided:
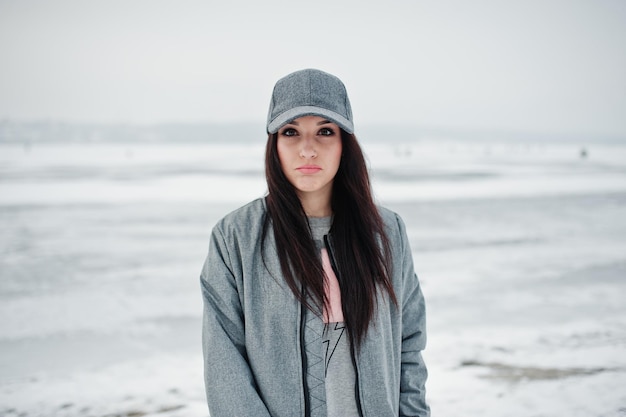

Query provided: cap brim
[267,105,354,134]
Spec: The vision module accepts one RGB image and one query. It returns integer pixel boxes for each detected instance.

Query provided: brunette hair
[262,129,397,348]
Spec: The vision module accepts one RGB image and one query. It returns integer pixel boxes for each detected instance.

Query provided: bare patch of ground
[460,360,621,382]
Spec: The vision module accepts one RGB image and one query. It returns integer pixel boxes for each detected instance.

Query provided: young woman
[200,69,429,416]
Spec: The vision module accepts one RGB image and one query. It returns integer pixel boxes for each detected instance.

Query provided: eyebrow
[286,119,333,126]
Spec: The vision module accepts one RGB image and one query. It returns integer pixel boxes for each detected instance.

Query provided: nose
[299,137,317,159]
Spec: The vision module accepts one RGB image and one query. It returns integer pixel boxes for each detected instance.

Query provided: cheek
[331,142,343,169]
[276,142,297,181]
[276,142,288,170]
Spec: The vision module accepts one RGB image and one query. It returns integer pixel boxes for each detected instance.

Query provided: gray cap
[266,69,354,134]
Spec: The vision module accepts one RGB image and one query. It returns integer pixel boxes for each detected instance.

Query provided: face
[277,115,343,205]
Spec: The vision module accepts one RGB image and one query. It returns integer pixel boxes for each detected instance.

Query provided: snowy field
[1,129,625,416]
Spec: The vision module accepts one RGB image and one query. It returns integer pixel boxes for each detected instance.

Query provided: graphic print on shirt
[322,322,346,377]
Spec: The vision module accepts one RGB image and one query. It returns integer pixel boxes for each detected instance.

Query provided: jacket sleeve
[396,214,430,416]
[200,224,272,417]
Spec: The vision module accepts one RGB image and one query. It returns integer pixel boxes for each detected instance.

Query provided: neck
[298,191,333,218]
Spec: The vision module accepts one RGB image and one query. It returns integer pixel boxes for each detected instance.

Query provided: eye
[280,127,298,137]
[318,127,335,136]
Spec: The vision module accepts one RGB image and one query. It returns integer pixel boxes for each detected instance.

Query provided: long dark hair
[262,130,397,348]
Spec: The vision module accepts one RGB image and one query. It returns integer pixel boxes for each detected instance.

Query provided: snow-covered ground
[1,135,625,416]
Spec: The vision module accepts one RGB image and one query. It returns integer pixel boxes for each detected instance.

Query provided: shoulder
[218,197,267,223]
[377,205,399,223]
[212,197,267,238]
[377,205,411,253]
[377,205,405,234]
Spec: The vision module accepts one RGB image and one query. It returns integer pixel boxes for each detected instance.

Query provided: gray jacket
[200,198,429,416]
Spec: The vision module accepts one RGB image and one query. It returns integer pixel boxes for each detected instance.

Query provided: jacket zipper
[323,235,365,417]
[300,292,310,417]
[350,345,365,417]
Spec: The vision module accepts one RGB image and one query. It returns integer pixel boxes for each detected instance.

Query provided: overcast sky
[1,0,625,137]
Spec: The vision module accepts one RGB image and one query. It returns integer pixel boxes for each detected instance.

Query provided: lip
[296,165,322,174]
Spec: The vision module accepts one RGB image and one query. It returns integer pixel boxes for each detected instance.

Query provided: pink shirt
[321,248,343,323]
